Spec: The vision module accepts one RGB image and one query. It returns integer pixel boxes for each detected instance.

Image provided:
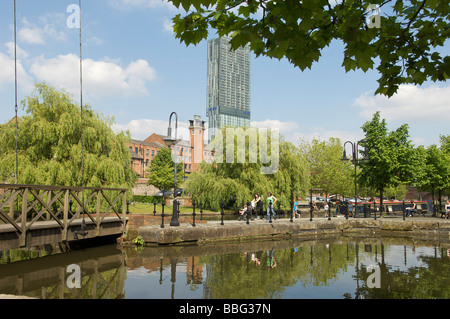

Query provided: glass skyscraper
[206,36,251,142]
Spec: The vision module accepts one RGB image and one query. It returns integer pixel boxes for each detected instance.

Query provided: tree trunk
[438,189,442,217]
[379,188,384,217]
[431,187,435,216]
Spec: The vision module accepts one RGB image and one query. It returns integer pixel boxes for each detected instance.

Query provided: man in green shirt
[266,192,277,221]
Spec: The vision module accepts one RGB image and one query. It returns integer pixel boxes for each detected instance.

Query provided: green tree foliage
[169,0,449,97]
[359,112,415,208]
[0,83,136,190]
[414,143,450,199]
[183,127,310,210]
[146,147,183,194]
[299,137,354,197]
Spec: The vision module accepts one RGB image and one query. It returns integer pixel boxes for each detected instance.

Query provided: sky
[0,0,449,148]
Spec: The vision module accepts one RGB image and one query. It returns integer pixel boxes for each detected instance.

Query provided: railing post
[220,200,224,226]
[200,201,203,221]
[402,200,405,221]
[63,189,69,241]
[20,187,28,247]
[269,204,273,223]
[96,190,101,236]
[161,200,165,229]
[246,200,250,225]
[192,200,196,227]
[122,190,127,234]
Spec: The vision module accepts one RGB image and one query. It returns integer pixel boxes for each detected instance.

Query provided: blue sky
[0,0,449,148]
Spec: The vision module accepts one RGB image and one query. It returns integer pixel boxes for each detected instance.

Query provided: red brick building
[127,115,214,178]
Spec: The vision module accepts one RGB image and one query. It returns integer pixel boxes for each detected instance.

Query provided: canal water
[0,235,449,299]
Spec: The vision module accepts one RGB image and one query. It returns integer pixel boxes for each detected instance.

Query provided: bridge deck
[0,216,127,251]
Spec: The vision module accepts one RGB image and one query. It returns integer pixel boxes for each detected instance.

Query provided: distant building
[127,115,214,179]
[206,36,251,142]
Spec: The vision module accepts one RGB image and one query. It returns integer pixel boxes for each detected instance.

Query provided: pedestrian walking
[293,200,300,218]
[324,202,329,217]
[266,192,277,221]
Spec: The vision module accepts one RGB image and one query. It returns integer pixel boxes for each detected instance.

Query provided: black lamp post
[163,112,180,226]
[341,140,369,218]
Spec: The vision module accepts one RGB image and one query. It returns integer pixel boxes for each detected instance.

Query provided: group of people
[239,192,311,221]
[238,192,280,221]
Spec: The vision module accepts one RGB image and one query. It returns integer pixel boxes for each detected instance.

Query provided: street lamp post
[164,112,180,226]
[341,140,369,218]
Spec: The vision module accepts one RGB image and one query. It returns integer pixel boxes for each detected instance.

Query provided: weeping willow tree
[184,127,310,211]
[0,83,136,190]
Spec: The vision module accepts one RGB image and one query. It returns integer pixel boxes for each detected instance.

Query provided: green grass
[128,202,217,214]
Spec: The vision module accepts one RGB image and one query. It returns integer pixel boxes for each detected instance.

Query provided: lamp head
[341,150,349,163]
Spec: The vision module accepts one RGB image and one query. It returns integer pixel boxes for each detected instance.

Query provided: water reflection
[0,236,449,299]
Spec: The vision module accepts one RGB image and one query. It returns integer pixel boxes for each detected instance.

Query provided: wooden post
[63,189,69,241]
[20,188,28,247]
[122,190,127,234]
[96,190,101,236]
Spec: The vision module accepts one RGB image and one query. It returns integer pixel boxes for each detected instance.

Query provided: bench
[384,202,431,217]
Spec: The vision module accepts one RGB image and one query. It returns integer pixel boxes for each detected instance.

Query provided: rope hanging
[79,0,86,220]
[14,0,18,184]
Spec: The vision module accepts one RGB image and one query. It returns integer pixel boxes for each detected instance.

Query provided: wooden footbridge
[0,184,128,251]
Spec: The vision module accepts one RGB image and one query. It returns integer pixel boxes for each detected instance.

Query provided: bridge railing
[0,184,128,247]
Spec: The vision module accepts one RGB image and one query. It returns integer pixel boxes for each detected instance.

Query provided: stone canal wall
[135,218,450,245]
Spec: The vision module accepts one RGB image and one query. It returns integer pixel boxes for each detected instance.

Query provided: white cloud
[18,16,67,45]
[353,84,450,123]
[29,54,157,98]
[251,119,363,145]
[0,43,33,92]
[18,26,46,44]
[163,17,174,33]
[6,42,29,59]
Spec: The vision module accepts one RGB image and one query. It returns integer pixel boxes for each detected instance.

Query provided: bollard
[153,202,157,216]
[328,201,331,221]
[290,200,293,223]
[246,201,250,225]
[220,200,224,226]
[402,200,405,220]
[200,200,203,221]
[309,200,313,221]
[161,200,165,228]
[126,201,130,215]
[269,204,273,223]
[192,200,196,227]
[345,203,348,220]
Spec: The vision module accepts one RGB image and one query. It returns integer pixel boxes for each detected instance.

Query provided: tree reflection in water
[1,236,449,299]
[124,236,450,299]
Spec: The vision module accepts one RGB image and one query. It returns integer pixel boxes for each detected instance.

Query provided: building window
[152,150,155,156]
[146,149,149,156]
